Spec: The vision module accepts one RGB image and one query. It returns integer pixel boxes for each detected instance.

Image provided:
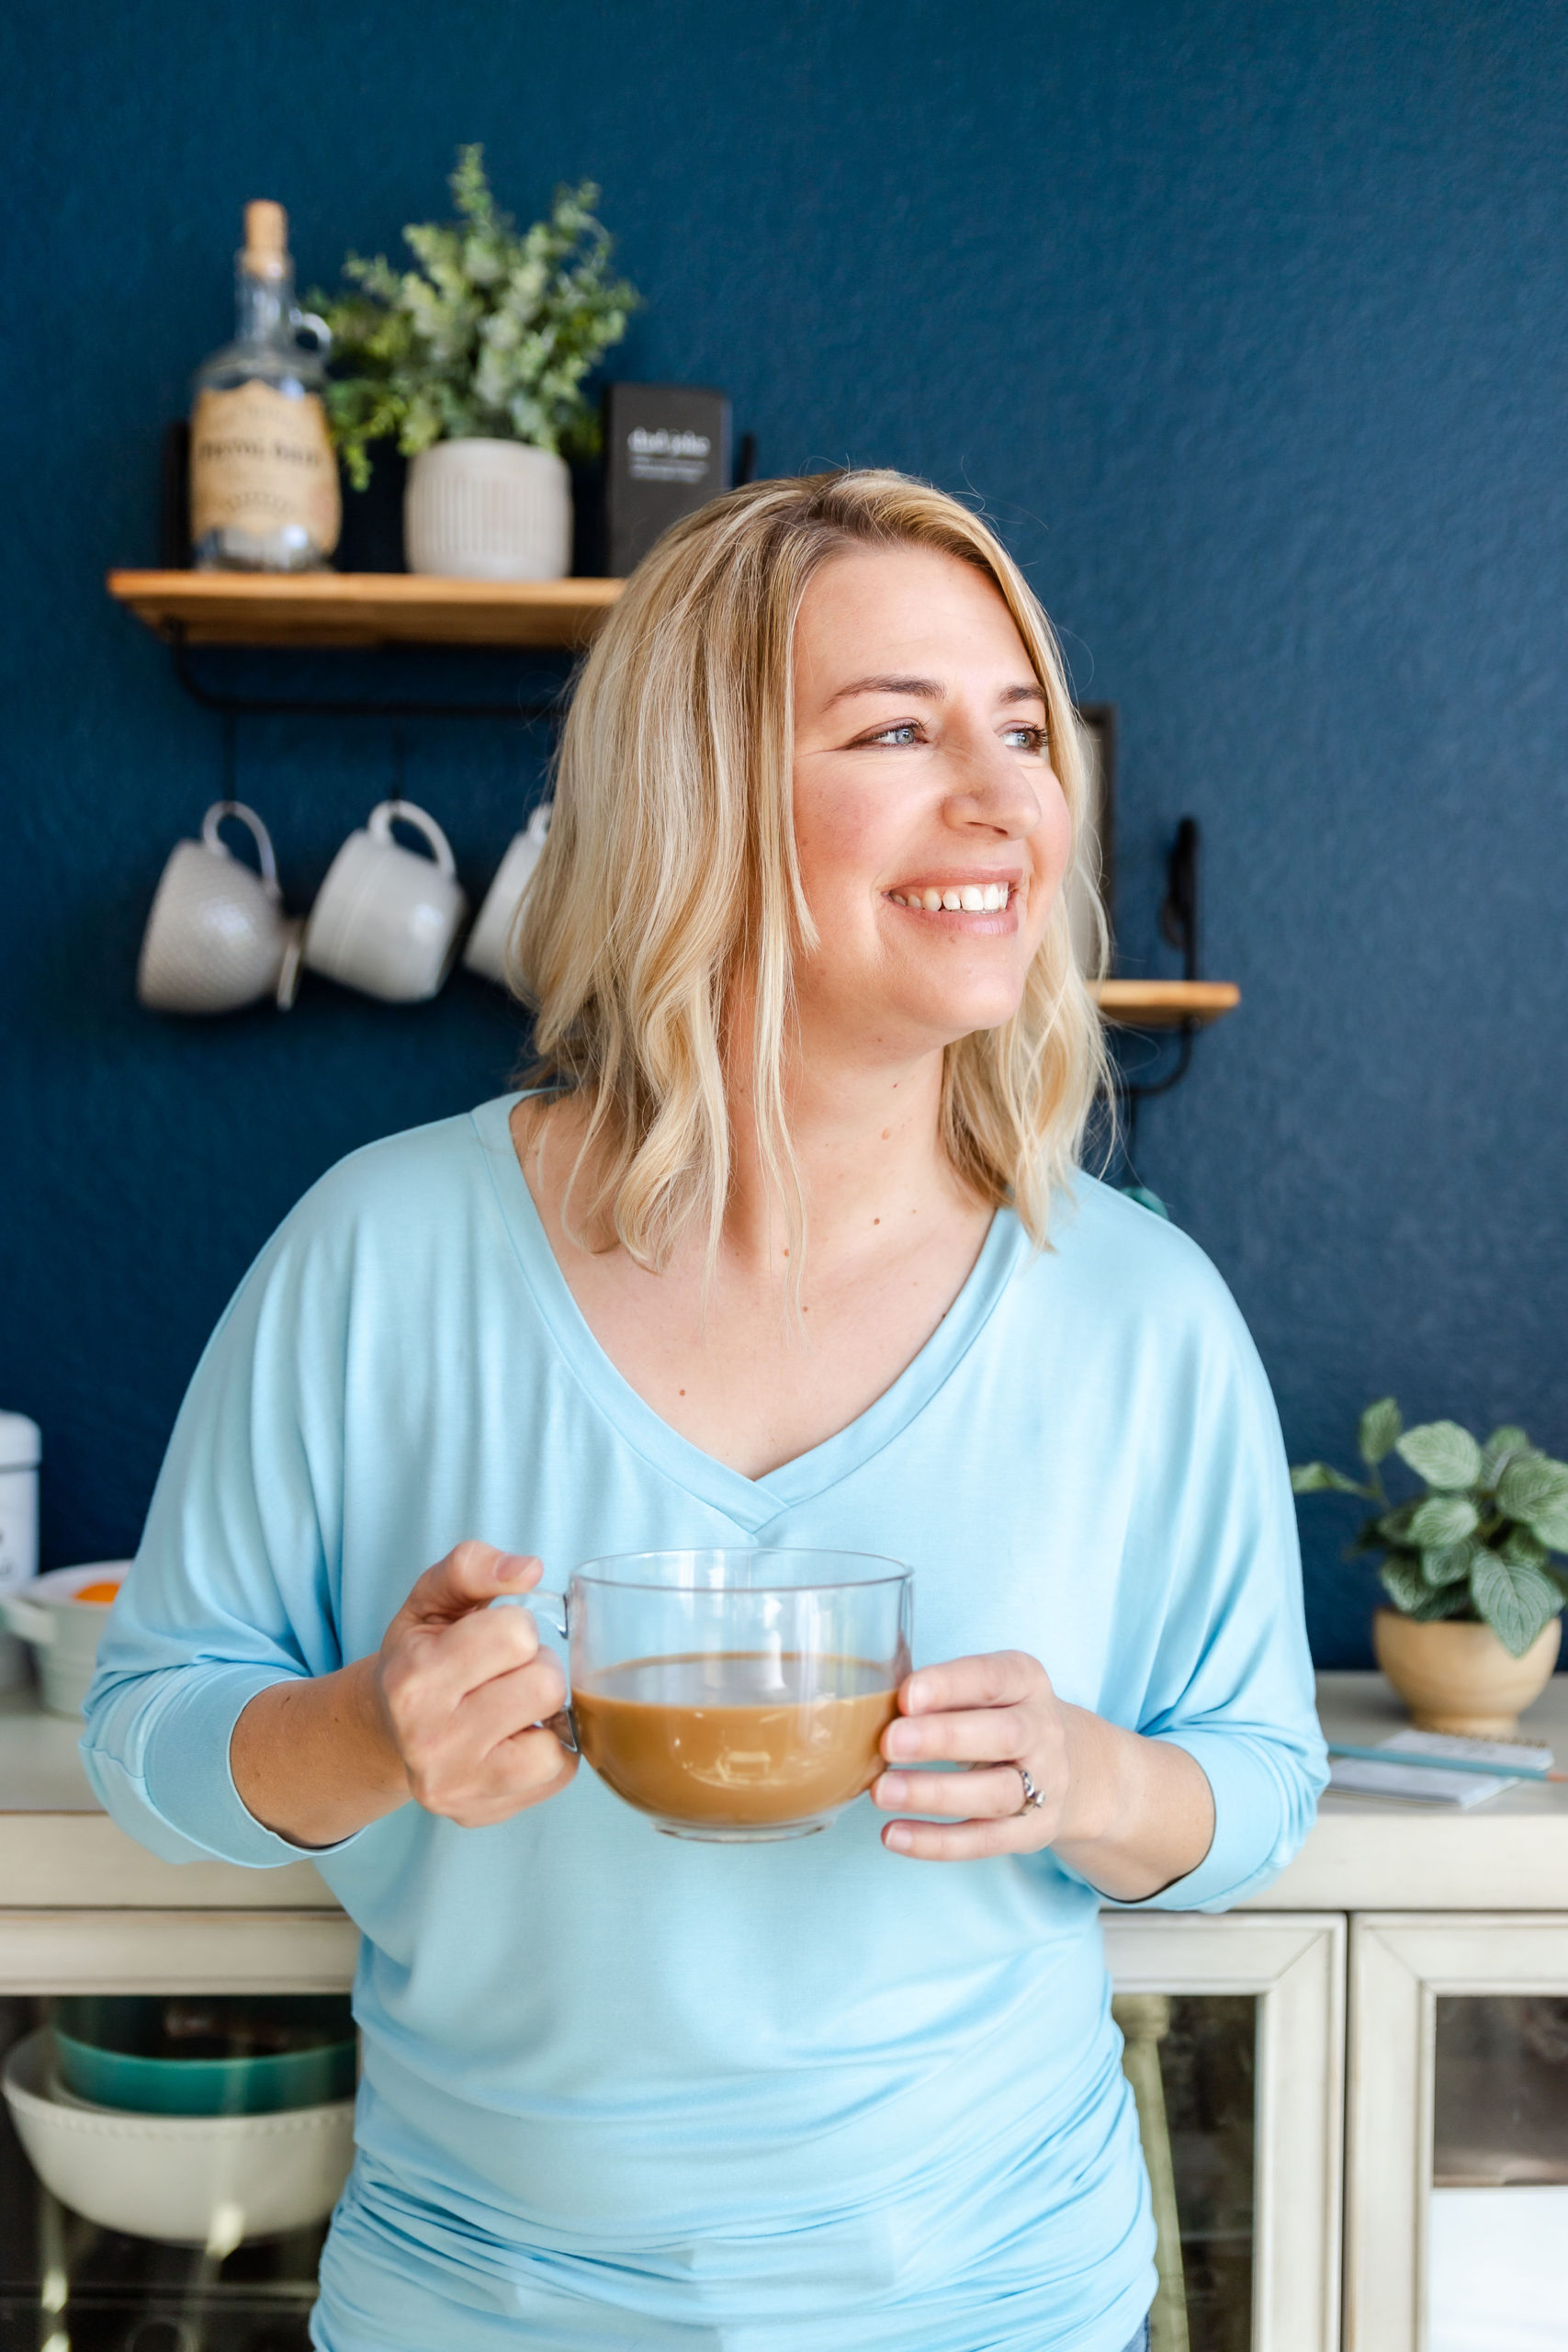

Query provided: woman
[85,469,1325,2352]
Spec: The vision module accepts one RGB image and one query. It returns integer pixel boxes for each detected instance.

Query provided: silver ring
[1013,1764,1044,1815]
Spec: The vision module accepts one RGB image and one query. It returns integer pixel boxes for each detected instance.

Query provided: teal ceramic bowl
[52,1996,356,2117]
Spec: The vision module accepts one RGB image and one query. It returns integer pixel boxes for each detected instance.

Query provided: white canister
[0,1413,40,1691]
[404,439,573,581]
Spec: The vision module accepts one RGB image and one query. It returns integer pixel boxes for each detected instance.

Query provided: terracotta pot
[1372,1607,1562,1737]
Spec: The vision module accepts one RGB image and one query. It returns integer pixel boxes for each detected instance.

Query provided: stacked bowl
[2,1995,356,2247]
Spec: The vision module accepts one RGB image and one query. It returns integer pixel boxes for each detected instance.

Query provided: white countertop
[3,1673,1566,1915]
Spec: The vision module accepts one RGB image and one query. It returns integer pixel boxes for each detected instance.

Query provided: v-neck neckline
[471,1092,1030,1533]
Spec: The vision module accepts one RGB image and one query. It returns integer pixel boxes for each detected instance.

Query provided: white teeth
[891,883,1013,912]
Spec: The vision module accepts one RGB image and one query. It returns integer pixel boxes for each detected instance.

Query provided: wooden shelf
[107,570,626,649]
[1091,979,1239,1029]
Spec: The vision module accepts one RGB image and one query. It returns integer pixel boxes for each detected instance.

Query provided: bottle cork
[243,200,289,278]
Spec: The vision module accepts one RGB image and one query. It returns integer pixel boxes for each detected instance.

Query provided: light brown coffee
[572,1650,899,1828]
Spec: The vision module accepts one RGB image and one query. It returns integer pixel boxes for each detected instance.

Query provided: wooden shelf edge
[1091,979,1240,1029]
[107,569,626,649]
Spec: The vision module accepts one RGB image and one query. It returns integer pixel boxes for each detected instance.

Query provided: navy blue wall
[4,1,1565,1663]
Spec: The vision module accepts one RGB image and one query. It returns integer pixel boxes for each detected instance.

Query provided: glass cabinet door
[0,1914,355,2352]
[1104,1915,1344,2352]
[1347,1916,1568,2352]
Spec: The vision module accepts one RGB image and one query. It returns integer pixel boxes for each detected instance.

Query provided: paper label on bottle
[190,381,341,553]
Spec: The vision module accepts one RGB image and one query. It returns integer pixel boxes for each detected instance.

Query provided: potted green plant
[316,147,638,581]
[1292,1402,1568,1734]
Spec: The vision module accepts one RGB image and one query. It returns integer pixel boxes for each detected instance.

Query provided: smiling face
[790,543,1072,1066]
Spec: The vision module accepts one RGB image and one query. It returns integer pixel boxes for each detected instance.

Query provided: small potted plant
[316,147,638,580]
[1292,1401,1568,1735]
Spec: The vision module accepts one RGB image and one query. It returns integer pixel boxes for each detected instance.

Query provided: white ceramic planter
[404,439,572,580]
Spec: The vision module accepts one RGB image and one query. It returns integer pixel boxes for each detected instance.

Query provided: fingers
[874,1764,1029,1822]
[414,1725,578,1828]
[397,1655,575,1825]
[881,1812,1032,1862]
[403,1542,543,1628]
[897,1650,1045,1718]
[883,1700,1032,1768]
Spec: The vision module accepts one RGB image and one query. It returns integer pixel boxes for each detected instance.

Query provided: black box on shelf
[604,384,732,577]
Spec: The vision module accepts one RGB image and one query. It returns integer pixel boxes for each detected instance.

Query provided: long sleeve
[81,1182,358,1867]
[1100,1255,1327,1912]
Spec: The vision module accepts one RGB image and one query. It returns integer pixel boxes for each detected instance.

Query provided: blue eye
[866,723,921,747]
[1003,725,1048,752]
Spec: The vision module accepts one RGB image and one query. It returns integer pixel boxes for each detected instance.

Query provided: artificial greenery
[314,146,638,491]
[1292,1401,1568,1657]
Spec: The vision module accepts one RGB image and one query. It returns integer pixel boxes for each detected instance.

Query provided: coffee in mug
[526,1548,913,1842]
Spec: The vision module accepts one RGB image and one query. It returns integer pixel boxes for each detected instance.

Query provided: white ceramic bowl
[3,2030,354,2246]
[0,1563,131,1718]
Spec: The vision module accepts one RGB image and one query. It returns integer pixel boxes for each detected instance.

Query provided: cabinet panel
[1347,1915,1568,2352]
[1105,1914,1344,2352]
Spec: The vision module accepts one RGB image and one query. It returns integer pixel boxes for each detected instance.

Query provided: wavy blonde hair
[513,468,1111,1272]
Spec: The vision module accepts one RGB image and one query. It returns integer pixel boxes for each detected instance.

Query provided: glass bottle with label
[188,201,341,571]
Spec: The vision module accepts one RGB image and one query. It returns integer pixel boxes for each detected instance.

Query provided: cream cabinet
[3,1674,1566,2352]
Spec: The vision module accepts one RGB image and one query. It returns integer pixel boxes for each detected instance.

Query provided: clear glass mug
[525,1550,914,1842]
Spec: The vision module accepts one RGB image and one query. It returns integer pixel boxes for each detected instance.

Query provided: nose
[940,726,1045,841]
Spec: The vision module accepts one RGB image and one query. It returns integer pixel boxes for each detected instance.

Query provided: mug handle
[367,799,457,878]
[525,800,553,848]
[494,1587,578,1755]
[202,801,283,903]
[290,307,333,357]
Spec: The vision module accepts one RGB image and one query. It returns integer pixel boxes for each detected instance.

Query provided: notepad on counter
[1327,1729,1556,1808]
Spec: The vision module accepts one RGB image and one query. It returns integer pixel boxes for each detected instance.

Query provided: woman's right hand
[231,1542,575,1848]
[370,1542,577,1826]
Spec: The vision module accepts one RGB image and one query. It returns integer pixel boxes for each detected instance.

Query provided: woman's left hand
[872,1650,1217,1895]
[873,1650,1073,1860]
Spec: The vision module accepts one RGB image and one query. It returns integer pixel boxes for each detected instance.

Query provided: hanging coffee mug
[137,802,302,1016]
[463,801,552,986]
[302,800,468,1003]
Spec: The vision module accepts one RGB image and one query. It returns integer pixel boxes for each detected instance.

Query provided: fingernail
[904,1677,929,1712]
[886,1721,919,1758]
[876,1774,908,1807]
[885,1823,913,1853]
[494,1553,527,1583]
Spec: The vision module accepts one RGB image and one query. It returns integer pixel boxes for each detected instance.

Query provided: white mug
[303,799,468,1003]
[463,801,552,986]
[137,803,302,1016]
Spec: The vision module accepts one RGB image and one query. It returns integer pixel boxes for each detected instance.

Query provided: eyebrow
[828,674,1046,707]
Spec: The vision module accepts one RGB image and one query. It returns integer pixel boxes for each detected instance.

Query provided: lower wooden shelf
[1092,979,1239,1029]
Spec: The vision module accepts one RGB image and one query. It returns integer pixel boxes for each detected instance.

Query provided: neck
[722,1030,964,1279]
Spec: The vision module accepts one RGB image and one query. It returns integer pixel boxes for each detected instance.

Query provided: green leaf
[1481,1426,1532,1486]
[1470,1550,1565,1657]
[1381,1554,1467,1620]
[1421,1539,1478,1588]
[1525,1496,1568,1554]
[1396,1420,1483,1491]
[1497,1452,1568,1521]
[1376,1501,1420,1544]
[1497,1524,1549,1571]
[1359,1396,1403,1467]
[1409,1493,1482,1549]
[1291,1463,1367,1496]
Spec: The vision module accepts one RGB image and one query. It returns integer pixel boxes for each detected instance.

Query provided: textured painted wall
[3,0,1565,1663]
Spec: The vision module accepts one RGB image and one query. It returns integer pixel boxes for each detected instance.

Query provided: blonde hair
[513,468,1111,1272]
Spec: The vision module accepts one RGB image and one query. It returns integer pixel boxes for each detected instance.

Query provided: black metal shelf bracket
[1119,816,1205,1159]
[166,623,569,727]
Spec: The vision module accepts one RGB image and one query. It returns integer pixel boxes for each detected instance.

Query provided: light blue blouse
[83,1095,1325,2352]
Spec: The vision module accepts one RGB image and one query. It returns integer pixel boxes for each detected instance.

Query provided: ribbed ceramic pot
[1372,1606,1562,1737]
[404,439,572,581]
